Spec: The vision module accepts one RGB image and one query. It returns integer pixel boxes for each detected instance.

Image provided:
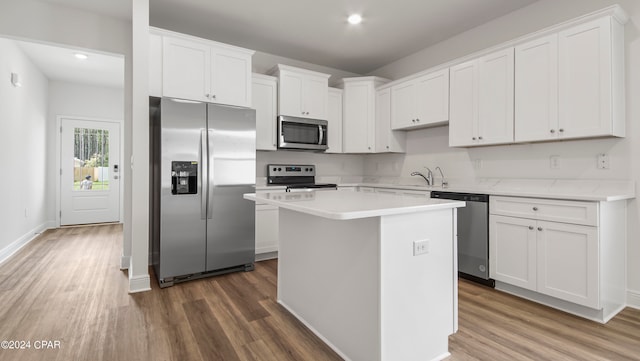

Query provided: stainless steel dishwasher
[431,191,494,287]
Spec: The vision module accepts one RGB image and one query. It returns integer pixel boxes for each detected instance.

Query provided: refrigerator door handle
[207,129,214,219]
[200,129,208,220]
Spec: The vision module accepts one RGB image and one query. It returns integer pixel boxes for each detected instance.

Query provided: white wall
[47,81,125,222]
[367,0,640,304]
[0,38,49,261]
[0,0,139,289]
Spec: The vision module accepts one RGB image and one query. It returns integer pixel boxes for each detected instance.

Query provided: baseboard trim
[129,273,151,293]
[0,222,52,266]
[627,290,640,309]
[120,256,130,270]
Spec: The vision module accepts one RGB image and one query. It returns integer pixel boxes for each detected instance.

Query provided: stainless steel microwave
[277,115,328,151]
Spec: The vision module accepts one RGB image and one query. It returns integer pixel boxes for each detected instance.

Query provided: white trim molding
[0,222,53,266]
[627,290,640,310]
[128,273,151,293]
[120,255,130,270]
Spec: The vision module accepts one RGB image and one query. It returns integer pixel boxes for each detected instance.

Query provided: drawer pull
[537,227,543,231]
[533,207,538,211]
[528,226,534,230]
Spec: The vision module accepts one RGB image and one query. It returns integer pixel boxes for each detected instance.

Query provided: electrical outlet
[597,154,610,169]
[413,239,430,256]
[550,155,560,169]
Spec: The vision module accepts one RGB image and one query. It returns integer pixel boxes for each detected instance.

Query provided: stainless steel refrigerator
[150,97,256,287]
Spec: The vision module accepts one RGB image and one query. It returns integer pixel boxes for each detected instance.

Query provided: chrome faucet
[435,166,448,188]
[411,167,434,186]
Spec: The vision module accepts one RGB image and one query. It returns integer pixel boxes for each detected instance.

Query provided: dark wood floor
[0,225,638,361]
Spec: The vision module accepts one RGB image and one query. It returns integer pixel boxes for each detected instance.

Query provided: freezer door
[159,98,207,279]
[206,104,256,271]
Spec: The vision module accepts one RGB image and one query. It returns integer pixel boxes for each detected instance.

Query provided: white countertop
[244,190,465,220]
[255,177,635,202]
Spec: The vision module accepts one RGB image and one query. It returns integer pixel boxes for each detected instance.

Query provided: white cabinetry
[272,64,330,120]
[449,48,514,147]
[327,87,343,153]
[490,196,626,322]
[342,77,389,153]
[391,68,449,130]
[252,74,278,151]
[255,203,279,259]
[161,32,253,107]
[375,87,406,153]
[149,32,163,97]
[558,16,625,139]
[515,15,625,142]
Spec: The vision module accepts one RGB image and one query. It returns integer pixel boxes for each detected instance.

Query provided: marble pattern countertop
[244,191,465,220]
[255,177,635,202]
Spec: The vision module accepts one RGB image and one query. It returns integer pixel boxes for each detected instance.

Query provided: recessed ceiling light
[74,53,88,60]
[348,14,362,25]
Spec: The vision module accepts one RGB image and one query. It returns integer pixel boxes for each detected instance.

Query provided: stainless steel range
[267,164,337,192]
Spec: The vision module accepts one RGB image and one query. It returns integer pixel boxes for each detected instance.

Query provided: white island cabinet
[244,191,464,361]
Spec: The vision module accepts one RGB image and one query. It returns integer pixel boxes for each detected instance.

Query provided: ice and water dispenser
[171,161,198,195]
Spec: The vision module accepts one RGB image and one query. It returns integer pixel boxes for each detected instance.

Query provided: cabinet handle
[537,227,543,231]
[533,207,538,211]
[212,94,216,99]
[386,145,389,149]
[416,118,420,122]
[478,136,483,140]
[472,137,476,140]
[528,226,534,230]
[205,93,210,98]
[412,119,416,123]
[559,128,564,133]
[550,129,555,133]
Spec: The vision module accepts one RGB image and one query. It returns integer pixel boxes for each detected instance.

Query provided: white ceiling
[25,0,540,86]
[16,40,124,89]
[149,0,540,74]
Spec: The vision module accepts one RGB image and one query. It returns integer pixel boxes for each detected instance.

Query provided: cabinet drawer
[490,196,597,226]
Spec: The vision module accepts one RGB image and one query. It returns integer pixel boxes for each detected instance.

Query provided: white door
[449,59,478,147]
[60,118,120,225]
[478,48,514,145]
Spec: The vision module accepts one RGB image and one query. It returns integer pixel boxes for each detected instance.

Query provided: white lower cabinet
[490,196,626,322]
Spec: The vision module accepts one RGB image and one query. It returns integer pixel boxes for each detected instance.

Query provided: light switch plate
[413,239,429,256]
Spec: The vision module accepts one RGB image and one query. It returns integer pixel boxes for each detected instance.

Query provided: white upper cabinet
[515,34,559,142]
[160,30,253,107]
[558,16,624,139]
[252,74,278,151]
[376,87,406,153]
[273,65,330,120]
[327,87,344,153]
[391,68,449,130]
[342,77,389,153]
[516,15,625,142]
[149,32,163,97]
[449,48,514,147]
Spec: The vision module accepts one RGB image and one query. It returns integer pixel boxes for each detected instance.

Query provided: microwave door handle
[318,125,324,145]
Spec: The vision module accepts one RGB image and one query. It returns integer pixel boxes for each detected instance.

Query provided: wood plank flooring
[0,224,638,361]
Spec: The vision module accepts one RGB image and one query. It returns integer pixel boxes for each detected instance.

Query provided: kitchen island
[244,190,465,361]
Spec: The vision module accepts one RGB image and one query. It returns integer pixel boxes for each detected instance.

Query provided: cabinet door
[490,215,537,290]
[149,33,163,97]
[515,34,559,142]
[415,68,449,127]
[255,204,279,255]
[162,36,210,102]
[478,48,514,145]
[559,17,612,139]
[279,72,304,117]
[376,88,405,153]
[327,88,343,153]
[449,60,478,147]
[343,82,374,153]
[211,48,251,107]
[536,221,599,308]
[390,81,416,129]
[252,75,277,150]
[302,75,328,119]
